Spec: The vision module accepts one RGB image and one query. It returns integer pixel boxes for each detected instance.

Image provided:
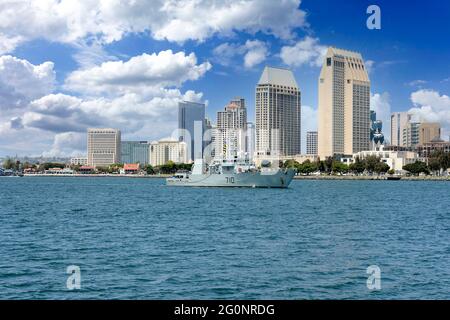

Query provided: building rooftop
[257,66,298,88]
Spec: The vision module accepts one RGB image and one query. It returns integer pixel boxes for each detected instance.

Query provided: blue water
[0,177,449,299]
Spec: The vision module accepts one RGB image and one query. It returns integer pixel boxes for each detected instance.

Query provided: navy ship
[166,158,295,188]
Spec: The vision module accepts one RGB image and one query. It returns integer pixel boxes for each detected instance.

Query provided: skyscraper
[306,131,318,155]
[216,97,247,158]
[178,101,205,162]
[318,47,370,158]
[402,122,420,147]
[419,123,441,145]
[121,141,149,164]
[256,66,301,157]
[390,112,412,146]
[150,138,188,166]
[87,128,121,167]
[246,122,256,160]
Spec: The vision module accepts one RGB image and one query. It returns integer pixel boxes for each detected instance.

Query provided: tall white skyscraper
[178,101,205,162]
[306,131,318,155]
[246,122,256,160]
[256,66,301,157]
[87,128,121,167]
[215,97,247,158]
[390,112,412,147]
[318,47,370,158]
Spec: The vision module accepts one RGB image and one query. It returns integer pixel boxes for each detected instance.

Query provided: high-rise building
[419,123,441,145]
[178,101,205,162]
[87,128,121,167]
[246,122,256,160]
[150,138,188,166]
[121,141,149,165]
[390,112,412,146]
[318,47,370,158]
[402,122,420,147]
[306,131,318,155]
[216,98,247,158]
[256,66,301,157]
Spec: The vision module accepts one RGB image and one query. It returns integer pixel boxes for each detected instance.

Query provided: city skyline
[0,0,450,158]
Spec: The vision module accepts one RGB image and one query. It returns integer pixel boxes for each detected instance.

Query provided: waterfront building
[390,112,412,147]
[256,66,301,157]
[402,122,420,147]
[150,138,188,166]
[306,131,318,155]
[419,123,441,145]
[215,98,248,159]
[178,101,205,162]
[344,146,424,173]
[253,154,318,167]
[87,128,121,167]
[121,141,149,165]
[70,157,87,166]
[417,139,450,157]
[121,163,140,174]
[318,47,370,158]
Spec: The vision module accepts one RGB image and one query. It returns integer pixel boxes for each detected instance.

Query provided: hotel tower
[256,66,301,157]
[318,47,370,158]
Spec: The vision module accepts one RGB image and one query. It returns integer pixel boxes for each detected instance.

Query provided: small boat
[386,176,401,180]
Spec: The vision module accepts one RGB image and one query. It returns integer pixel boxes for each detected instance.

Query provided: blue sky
[0,0,449,156]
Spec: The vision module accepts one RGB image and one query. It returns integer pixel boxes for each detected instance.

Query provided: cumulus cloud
[0,55,55,110]
[42,132,87,158]
[408,89,450,138]
[371,92,391,143]
[65,50,211,96]
[213,40,268,69]
[0,0,306,53]
[280,36,327,68]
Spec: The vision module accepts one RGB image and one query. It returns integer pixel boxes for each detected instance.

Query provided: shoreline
[14,174,450,181]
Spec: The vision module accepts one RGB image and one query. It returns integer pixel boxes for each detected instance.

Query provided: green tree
[365,155,380,173]
[331,161,349,174]
[403,161,429,176]
[2,158,14,170]
[374,162,390,174]
[387,169,395,175]
[145,164,155,175]
[349,157,365,174]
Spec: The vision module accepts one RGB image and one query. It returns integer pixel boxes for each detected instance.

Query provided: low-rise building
[346,146,425,173]
[417,139,450,157]
[121,163,140,174]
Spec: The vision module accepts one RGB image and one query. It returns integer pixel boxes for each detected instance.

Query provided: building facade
[246,122,256,160]
[121,141,149,165]
[150,139,188,167]
[417,139,450,157]
[215,98,248,159]
[87,128,121,167]
[419,123,441,145]
[318,47,370,158]
[70,157,88,166]
[402,122,420,147]
[306,131,318,155]
[255,66,301,157]
[178,101,205,162]
[390,112,412,147]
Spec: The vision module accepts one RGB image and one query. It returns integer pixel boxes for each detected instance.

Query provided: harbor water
[0,177,449,299]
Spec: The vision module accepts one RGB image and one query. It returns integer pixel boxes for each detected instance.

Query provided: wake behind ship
[166,158,295,188]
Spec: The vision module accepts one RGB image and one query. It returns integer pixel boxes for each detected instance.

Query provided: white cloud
[65,50,211,96]
[243,40,268,69]
[0,0,306,53]
[213,40,268,69]
[0,55,55,110]
[42,132,87,158]
[365,60,375,74]
[408,89,450,138]
[371,92,391,143]
[280,36,327,68]
[407,79,427,88]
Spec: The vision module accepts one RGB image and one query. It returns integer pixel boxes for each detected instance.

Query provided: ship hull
[166,169,295,188]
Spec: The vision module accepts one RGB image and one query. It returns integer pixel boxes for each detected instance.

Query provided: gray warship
[166,158,295,188]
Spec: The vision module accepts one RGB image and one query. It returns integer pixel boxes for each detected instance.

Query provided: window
[327,58,331,66]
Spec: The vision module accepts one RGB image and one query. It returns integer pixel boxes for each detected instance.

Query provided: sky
[0,0,449,157]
